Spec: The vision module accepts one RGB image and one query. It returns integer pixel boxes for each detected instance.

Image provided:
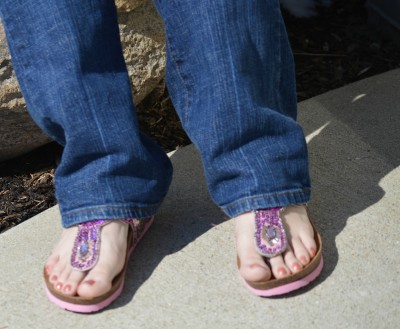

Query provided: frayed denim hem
[60,202,162,228]
[221,188,311,218]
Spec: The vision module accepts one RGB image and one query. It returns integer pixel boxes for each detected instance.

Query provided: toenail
[278,268,287,276]
[309,248,316,257]
[56,282,63,290]
[84,279,95,286]
[300,256,308,265]
[292,263,302,271]
[45,265,51,275]
[63,284,71,293]
[51,275,58,282]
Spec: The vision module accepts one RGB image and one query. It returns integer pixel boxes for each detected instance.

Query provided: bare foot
[45,221,129,298]
[235,205,317,282]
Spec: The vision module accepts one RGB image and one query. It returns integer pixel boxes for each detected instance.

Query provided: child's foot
[235,205,317,283]
[45,221,130,298]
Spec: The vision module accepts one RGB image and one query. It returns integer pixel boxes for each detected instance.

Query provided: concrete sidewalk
[1,69,399,329]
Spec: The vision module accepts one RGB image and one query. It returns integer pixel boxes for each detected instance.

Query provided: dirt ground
[1,0,400,232]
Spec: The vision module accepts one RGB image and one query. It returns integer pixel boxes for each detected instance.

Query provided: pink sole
[44,217,154,313]
[243,256,324,297]
[45,282,124,313]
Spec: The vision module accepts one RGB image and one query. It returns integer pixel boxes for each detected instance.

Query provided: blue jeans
[0,0,310,227]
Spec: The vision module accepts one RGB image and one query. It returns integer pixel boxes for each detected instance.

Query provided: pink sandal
[238,207,323,296]
[43,217,154,313]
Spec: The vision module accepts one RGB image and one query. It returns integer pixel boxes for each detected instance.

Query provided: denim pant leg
[154,0,311,217]
[0,0,172,227]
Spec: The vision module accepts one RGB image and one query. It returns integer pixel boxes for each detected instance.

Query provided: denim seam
[165,36,192,126]
[221,187,311,209]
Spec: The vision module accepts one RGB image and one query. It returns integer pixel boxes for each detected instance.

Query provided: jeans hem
[221,188,311,218]
[60,203,162,228]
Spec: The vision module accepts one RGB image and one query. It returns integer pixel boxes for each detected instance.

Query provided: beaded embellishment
[71,218,140,271]
[254,208,287,258]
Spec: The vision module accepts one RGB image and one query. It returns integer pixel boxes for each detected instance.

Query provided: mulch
[1,0,399,233]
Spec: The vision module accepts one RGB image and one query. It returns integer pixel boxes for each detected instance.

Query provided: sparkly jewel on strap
[70,218,138,271]
[254,208,287,258]
[71,220,106,271]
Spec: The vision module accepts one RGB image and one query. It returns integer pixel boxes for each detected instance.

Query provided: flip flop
[43,217,154,313]
[238,207,323,297]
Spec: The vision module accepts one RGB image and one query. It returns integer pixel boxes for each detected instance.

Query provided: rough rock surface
[0,23,52,163]
[115,0,146,12]
[0,0,166,162]
[119,0,166,104]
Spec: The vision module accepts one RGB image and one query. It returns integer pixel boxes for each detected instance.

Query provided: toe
[283,247,303,273]
[283,205,318,259]
[54,266,72,292]
[291,237,311,266]
[301,235,317,258]
[236,212,272,282]
[48,261,66,284]
[269,254,291,278]
[61,270,86,296]
[45,254,59,276]
[77,268,113,298]
[44,226,78,281]
[239,255,272,282]
[237,231,272,282]
[55,266,88,296]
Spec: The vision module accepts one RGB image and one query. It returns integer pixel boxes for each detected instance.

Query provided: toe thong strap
[71,219,106,271]
[70,218,138,271]
[254,208,287,258]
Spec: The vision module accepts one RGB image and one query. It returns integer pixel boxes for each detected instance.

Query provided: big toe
[77,269,113,298]
[239,254,272,282]
[236,212,272,282]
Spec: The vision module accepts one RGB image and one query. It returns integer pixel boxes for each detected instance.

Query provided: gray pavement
[1,69,399,329]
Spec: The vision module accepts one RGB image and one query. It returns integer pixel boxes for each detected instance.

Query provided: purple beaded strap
[254,208,287,258]
[71,218,139,271]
